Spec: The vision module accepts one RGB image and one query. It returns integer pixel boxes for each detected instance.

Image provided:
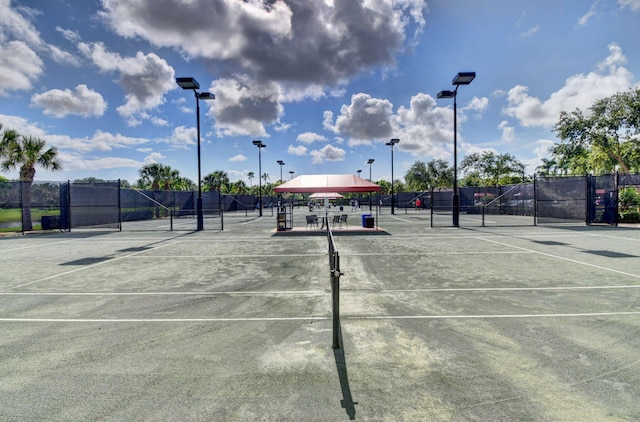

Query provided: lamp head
[367,159,375,164]
[197,92,215,100]
[277,160,285,165]
[453,72,476,85]
[253,140,265,148]
[437,90,455,99]
[176,77,200,90]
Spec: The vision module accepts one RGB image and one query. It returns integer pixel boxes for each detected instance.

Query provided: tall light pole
[367,159,375,211]
[438,71,476,227]
[277,160,285,183]
[385,138,399,214]
[289,170,295,180]
[253,140,266,217]
[176,77,215,231]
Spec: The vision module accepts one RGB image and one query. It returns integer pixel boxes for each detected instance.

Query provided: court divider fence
[1,173,639,232]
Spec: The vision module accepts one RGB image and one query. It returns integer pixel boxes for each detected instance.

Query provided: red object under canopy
[274,174,381,194]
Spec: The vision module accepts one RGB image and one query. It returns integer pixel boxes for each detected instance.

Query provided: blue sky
[1,0,639,185]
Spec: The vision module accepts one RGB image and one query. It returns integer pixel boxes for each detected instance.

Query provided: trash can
[364,216,375,228]
[361,214,372,227]
[277,213,287,231]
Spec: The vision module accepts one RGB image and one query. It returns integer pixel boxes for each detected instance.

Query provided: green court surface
[1,210,640,421]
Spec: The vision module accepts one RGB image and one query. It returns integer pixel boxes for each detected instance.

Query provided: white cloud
[517,25,540,39]
[209,75,283,137]
[297,132,327,144]
[100,0,427,86]
[0,41,43,95]
[497,120,515,143]
[324,93,394,143]
[287,145,308,156]
[310,144,345,164]
[31,84,107,118]
[0,1,44,47]
[143,152,164,165]
[578,2,598,26]
[167,125,196,148]
[78,42,175,122]
[229,154,247,162]
[503,43,634,127]
[61,155,143,170]
[463,96,490,114]
[55,26,81,43]
[618,0,640,12]
[391,92,456,159]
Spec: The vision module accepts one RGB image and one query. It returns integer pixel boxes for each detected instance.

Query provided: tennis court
[1,211,640,420]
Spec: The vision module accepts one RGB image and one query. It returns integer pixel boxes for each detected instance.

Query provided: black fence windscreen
[535,176,587,224]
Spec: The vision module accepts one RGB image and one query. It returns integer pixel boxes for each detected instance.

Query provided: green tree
[204,170,230,192]
[376,179,391,194]
[230,180,248,194]
[137,163,180,190]
[1,125,63,230]
[405,161,430,191]
[553,88,640,174]
[461,152,525,186]
[247,171,254,187]
[535,158,559,176]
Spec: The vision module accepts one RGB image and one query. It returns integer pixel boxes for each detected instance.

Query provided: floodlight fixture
[197,92,215,100]
[176,77,200,90]
[453,72,476,85]
[437,90,455,99]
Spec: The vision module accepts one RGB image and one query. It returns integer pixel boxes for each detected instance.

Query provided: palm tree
[1,125,62,230]
[204,170,230,192]
[230,180,247,194]
[137,163,175,190]
[247,171,254,187]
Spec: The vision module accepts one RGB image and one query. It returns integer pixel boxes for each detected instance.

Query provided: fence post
[533,174,538,226]
[614,170,619,227]
[118,179,122,232]
[430,189,434,228]
[67,180,72,232]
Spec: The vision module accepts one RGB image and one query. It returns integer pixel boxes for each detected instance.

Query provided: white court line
[240,217,261,225]
[350,311,640,320]
[592,233,640,243]
[2,241,180,291]
[389,215,414,223]
[379,285,640,292]
[2,311,640,323]
[126,253,326,259]
[0,239,75,253]
[478,237,640,279]
[339,251,529,256]
[0,290,326,296]
[0,317,329,322]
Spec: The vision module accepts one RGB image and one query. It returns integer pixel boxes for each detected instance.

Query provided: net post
[331,251,341,350]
